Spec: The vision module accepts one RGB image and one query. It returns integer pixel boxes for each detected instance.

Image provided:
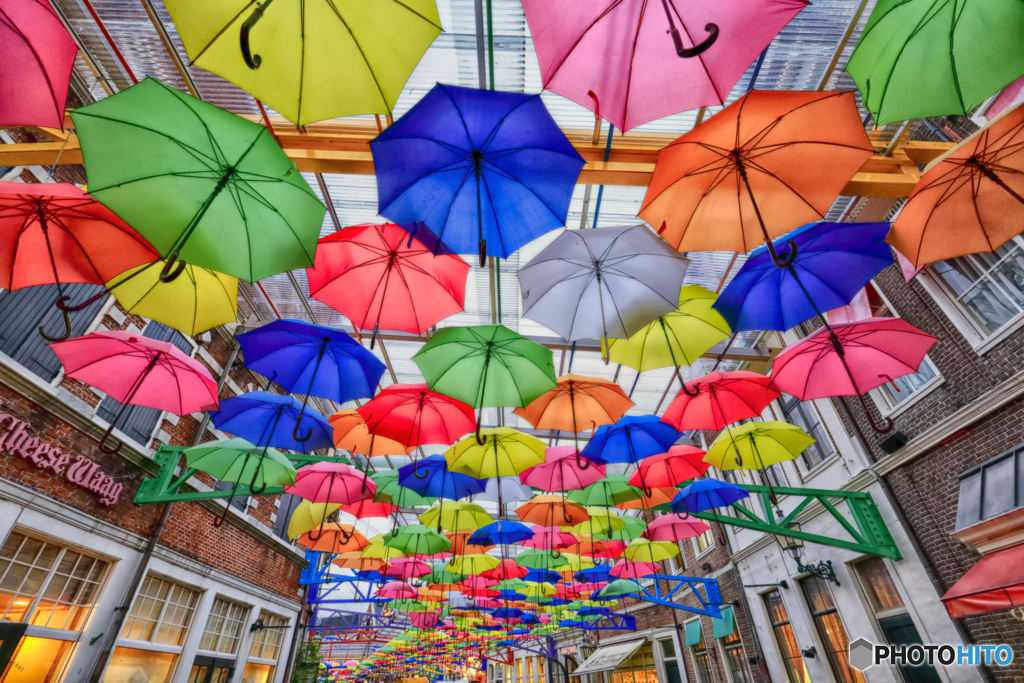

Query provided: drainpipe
[87,325,244,682]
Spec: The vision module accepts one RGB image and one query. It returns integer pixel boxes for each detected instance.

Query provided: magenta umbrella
[375,582,419,600]
[50,330,218,454]
[410,611,441,629]
[384,558,431,580]
[610,559,660,581]
[521,526,577,551]
[521,0,806,131]
[769,317,938,433]
[645,513,711,542]
[519,446,605,492]
[286,462,377,506]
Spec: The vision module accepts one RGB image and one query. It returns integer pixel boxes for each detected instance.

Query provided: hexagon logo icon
[848,638,874,671]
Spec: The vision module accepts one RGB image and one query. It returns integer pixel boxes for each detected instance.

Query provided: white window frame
[777,397,836,474]
[692,529,715,559]
[685,618,715,683]
[198,596,250,656]
[247,610,289,672]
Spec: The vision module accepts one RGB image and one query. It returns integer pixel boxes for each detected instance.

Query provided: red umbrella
[769,317,938,433]
[338,499,399,519]
[628,446,709,488]
[519,446,605,492]
[306,223,470,348]
[459,576,498,589]
[0,182,159,340]
[645,513,711,542]
[0,0,78,128]
[482,560,531,581]
[287,462,377,506]
[50,330,218,454]
[357,383,476,448]
[375,582,419,600]
[384,558,431,580]
[662,370,781,431]
[520,526,577,551]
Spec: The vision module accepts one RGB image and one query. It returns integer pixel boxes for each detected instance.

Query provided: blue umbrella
[714,221,893,333]
[491,607,524,620]
[371,84,585,266]
[670,478,749,515]
[581,415,682,492]
[574,565,612,583]
[397,454,486,501]
[210,391,333,453]
[237,319,386,441]
[525,568,563,583]
[469,520,534,546]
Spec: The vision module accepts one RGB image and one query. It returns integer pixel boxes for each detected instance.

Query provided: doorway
[188,655,236,683]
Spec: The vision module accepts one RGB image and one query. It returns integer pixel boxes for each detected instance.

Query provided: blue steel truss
[624,575,723,618]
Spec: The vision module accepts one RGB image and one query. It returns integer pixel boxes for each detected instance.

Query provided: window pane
[122,576,198,646]
[105,647,178,683]
[725,646,751,683]
[782,399,833,468]
[659,638,675,659]
[858,558,904,612]
[763,591,809,683]
[878,358,938,406]
[800,578,864,683]
[241,662,275,683]
[4,636,73,683]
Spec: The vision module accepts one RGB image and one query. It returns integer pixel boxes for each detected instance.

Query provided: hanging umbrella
[444,428,547,489]
[419,501,494,532]
[414,325,557,441]
[713,220,894,332]
[385,559,433,580]
[520,446,606,492]
[0,0,77,128]
[516,548,569,570]
[639,90,875,265]
[615,487,679,510]
[377,582,420,601]
[704,421,815,471]
[623,538,680,563]
[645,514,711,543]
[516,495,589,527]
[297,523,370,553]
[286,461,377,534]
[609,560,660,581]
[513,374,633,450]
[627,445,709,488]
[70,78,326,283]
[0,182,159,340]
[662,371,780,431]
[211,391,333,453]
[384,525,452,556]
[329,408,409,458]
[518,225,690,350]
[607,285,732,384]
[521,0,805,132]
[567,473,641,508]
[161,0,441,126]
[398,454,486,501]
[769,317,938,432]
[50,330,219,454]
[888,104,1024,266]
[238,320,386,440]
[482,560,531,582]
[372,84,585,265]
[470,477,536,507]
[447,554,500,575]
[371,471,438,508]
[846,0,1024,125]
[580,416,682,493]
[307,223,470,348]
[521,527,578,551]
[468,521,534,547]
[338,499,399,521]
[670,479,749,514]
[287,500,340,539]
[358,383,476,449]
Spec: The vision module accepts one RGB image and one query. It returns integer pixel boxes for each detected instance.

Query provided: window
[565,656,579,683]
[955,444,1024,530]
[241,662,276,683]
[658,638,681,683]
[694,529,714,556]
[667,542,686,572]
[4,635,74,683]
[96,321,194,447]
[930,238,1024,340]
[721,628,751,683]
[762,591,809,683]
[518,657,524,681]
[104,648,178,683]
[800,577,864,683]
[527,657,534,679]
[780,397,834,470]
[611,643,658,683]
[121,576,199,646]
[685,620,715,683]
[0,531,108,630]
[199,598,249,655]
[249,612,288,660]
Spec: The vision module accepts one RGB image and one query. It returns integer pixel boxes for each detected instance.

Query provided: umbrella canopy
[471,477,536,507]
[184,438,296,490]
[670,479,749,514]
[419,501,494,532]
[329,409,409,458]
[616,487,679,510]
[211,391,333,453]
[0,0,77,128]
[567,473,641,508]
[518,225,690,344]
[468,521,534,546]
[358,383,476,448]
[372,84,585,264]
[70,78,325,283]
[705,421,815,471]
[628,445,709,488]
[444,428,547,482]
[610,559,660,581]
[298,523,370,553]
[623,539,679,563]
[520,447,606,492]
[286,500,340,539]
[513,374,634,436]
[161,0,441,125]
[447,554,500,575]
[607,285,731,375]
[888,104,1024,266]
[581,415,681,473]
[639,90,875,264]
[384,525,452,556]
[482,560,531,582]
[377,582,420,600]
[398,454,485,502]
[713,221,894,332]
[371,471,438,508]
[644,514,710,543]
[661,371,781,432]
[518,495,589,527]
[307,223,470,346]
[846,0,1024,126]
[521,527,578,551]
[287,462,377,505]
[522,0,805,132]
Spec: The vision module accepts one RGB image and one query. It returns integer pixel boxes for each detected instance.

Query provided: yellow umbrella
[287,500,341,539]
[106,259,238,336]
[419,501,493,531]
[444,427,546,480]
[447,554,499,575]
[361,542,408,561]
[559,553,596,571]
[563,512,624,536]
[623,538,679,563]
[705,421,815,471]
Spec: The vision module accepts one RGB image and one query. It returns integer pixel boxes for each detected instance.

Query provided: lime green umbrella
[623,538,679,563]
[846,0,1024,125]
[517,548,568,570]
[567,473,641,507]
[70,78,325,283]
[184,438,296,491]
[597,515,647,542]
[419,501,493,531]
[382,524,451,556]
[413,325,557,442]
[704,421,815,472]
[444,427,546,480]
[598,579,644,597]
[162,0,441,126]
[372,471,437,507]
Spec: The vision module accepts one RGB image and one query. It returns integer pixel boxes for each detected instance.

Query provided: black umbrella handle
[412,455,429,479]
[96,420,123,455]
[39,308,73,342]
[679,381,699,398]
[240,0,275,70]
[159,254,188,283]
[670,23,719,58]
[56,289,110,313]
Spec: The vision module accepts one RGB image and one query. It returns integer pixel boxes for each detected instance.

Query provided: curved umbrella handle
[55,290,109,313]
[292,412,313,443]
[248,477,268,496]
[670,22,719,58]
[770,239,799,268]
[677,500,689,519]
[159,256,187,283]
[307,522,326,542]
[412,457,430,480]
[856,392,895,434]
[212,501,232,528]
[97,422,123,455]
[550,550,562,560]
[39,309,73,342]
[562,503,574,525]
[575,449,591,471]
[679,381,699,398]
[338,526,355,544]
[240,0,275,70]
[370,321,381,350]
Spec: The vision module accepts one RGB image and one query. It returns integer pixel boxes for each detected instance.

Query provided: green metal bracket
[133,445,354,505]
[690,483,902,560]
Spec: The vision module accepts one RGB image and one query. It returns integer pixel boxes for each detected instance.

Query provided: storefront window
[721,630,751,683]
[763,591,809,683]
[800,576,864,683]
[241,662,275,683]
[103,647,178,683]
[565,655,579,683]
[121,576,199,646]
[199,597,249,654]
[611,643,658,683]
[657,638,681,683]
[0,531,108,629]
[4,635,73,683]
[248,612,287,659]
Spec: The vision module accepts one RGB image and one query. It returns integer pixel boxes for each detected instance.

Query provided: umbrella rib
[479,160,572,226]
[0,9,65,124]
[322,0,390,111]
[537,0,625,89]
[477,170,510,258]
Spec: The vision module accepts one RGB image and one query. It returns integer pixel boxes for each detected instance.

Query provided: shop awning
[941,543,1024,618]
[573,639,647,675]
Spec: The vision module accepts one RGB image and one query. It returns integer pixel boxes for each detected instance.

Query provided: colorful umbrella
[670,479,749,514]
[645,514,711,542]
[627,445,709,488]
[888,104,1024,266]
[0,0,77,128]
[50,330,218,454]
[846,0,1024,125]
[161,0,441,126]
[615,487,679,510]
[567,473,641,508]
[704,421,815,471]
[370,471,437,508]
[609,560,660,581]
[70,78,325,283]
[513,374,633,443]
[358,383,476,448]
[518,225,690,349]
[307,223,470,348]
[580,416,682,492]
[471,477,536,507]
[639,90,875,266]
[444,428,547,488]
[384,525,452,556]
[521,0,806,131]
[211,391,333,453]
[287,462,376,511]
[398,455,486,501]
[661,371,780,431]
[372,84,585,265]
[286,500,340,539]
[328,409,409,458]
[419,501,493,532]
[520,447,606,492]
[468,521,534,547]
[517,495,589,527]
[0,181,159,340]
[298,523,370,553]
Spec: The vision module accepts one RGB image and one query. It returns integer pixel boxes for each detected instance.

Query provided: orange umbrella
[329,408,410,457]
[616,487,679,510]
[640,90,875,266]
[447,530,496,556]
[515,495,589,526]
[512,373,634,434]
[297,523,370,552]
[331,552,388,572]
[888,103,1024,266]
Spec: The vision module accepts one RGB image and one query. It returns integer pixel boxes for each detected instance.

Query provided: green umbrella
[598,579,644,597]
[413,325,557,442]
[372,471,438,507]
[425,565,464,585]
[567,473,642,507]
[846,0,1024,125]
[383,524,452,555]
[70,78,325,283]
[596,515,647,542]
[516,548,568,570]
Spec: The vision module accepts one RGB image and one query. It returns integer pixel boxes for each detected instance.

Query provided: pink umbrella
[521,526,577,551]
[628,446,709,488]
[610,559,660,580]
[520,446,605,492]
[661,371,781,431]
[50,331,218,454]
[287,462,377,506]
[459,576,498,589]
[411,610,442,629]
[645,513,711,542]
[769,317,938,433]
[375,582,419,600]
[521,0,806,131]
[384,557,431,580]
